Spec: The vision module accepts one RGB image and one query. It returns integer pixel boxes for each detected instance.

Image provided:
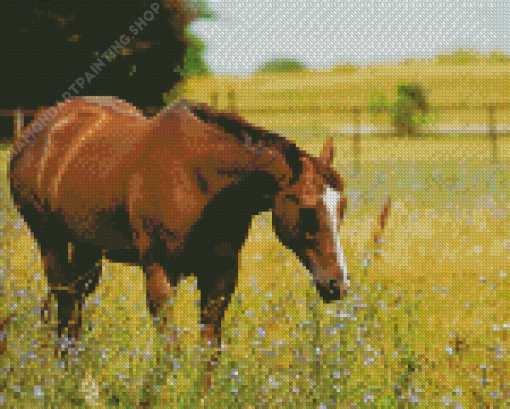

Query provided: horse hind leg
[14,200,103,355]
[39,240,103,356]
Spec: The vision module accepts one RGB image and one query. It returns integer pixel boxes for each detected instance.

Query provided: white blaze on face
[322,186,350,286]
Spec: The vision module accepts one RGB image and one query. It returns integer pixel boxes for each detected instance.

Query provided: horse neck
[244,144,294,191]
[161,102,295,193]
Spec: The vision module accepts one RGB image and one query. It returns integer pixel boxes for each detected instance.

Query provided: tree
[331,63,358,74]
[180,30,213,78]
[0,0,214,139]
[165,26,213,104]
[486,49,510,64]
[256,58,307,74]
[390,83,429,136]
[435,47,481,65]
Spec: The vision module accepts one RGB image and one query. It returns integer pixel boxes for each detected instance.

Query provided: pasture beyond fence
[2,103,509,166]
[343,104,508,171]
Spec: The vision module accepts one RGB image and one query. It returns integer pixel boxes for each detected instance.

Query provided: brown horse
[9,96,349,387]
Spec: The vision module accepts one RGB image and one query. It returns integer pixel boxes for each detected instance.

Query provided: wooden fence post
[353,107,361,174]
[14,107,23,141]
[487,104,497,164]
[227,90,236,111]
[210,92,218,108]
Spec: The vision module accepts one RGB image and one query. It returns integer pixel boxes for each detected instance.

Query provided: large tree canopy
[0,0,201,127]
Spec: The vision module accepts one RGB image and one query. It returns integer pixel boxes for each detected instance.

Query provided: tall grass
[1,129,509,408]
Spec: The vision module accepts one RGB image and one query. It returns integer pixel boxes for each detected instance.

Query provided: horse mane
[170,100,309,185]
[180,100,344,191]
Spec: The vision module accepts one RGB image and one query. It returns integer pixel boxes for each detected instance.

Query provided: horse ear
[322,137,334,166]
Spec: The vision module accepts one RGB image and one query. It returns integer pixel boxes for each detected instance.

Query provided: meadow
[1,126,509,408]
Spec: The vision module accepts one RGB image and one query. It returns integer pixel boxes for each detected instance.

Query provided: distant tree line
[256,58,307,74]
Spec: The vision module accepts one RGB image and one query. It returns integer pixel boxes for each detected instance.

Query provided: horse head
[272,137,349,302]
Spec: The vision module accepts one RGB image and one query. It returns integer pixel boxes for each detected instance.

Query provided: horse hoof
[56,336,79,358]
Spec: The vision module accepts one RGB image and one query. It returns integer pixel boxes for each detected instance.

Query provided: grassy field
[1,128,510,408]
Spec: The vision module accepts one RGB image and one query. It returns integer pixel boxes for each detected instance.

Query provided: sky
[188,0,510,76]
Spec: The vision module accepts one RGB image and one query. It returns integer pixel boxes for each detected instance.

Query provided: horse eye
[299,208,319,235]
[285,194,300,205]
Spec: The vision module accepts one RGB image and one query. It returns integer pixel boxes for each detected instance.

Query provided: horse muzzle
[313,265,349,303]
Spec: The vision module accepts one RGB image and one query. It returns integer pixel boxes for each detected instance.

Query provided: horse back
[10,98,147,205]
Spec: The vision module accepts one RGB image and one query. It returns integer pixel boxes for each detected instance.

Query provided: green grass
[1,130,509,408]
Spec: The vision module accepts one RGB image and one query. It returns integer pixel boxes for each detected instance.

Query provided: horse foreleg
[144,263,177,335]
[199,266,238,393]
[200,322,221,394]
[199,322,220,394]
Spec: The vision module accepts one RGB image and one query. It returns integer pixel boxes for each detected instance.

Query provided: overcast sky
[188,0,509,76]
